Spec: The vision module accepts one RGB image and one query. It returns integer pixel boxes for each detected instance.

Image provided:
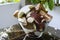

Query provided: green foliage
[30,0,39,4]
[29,0,54,10]
[48,0,54,10]
[44,1,48,9]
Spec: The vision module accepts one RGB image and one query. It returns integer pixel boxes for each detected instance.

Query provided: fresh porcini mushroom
[27,17,34,23]
[18,17,27,26]
[40,10,52,22]
[13,4,53,37]
[18,5,35,24]
[29,3,53,32]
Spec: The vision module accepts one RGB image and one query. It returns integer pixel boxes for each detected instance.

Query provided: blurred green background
[0,0,20,4]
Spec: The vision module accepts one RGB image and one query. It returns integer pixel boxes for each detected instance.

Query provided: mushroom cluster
[13,3,52,32]
[6,3,53,40]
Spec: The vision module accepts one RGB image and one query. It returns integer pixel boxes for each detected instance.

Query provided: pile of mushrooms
[13,3,52,39]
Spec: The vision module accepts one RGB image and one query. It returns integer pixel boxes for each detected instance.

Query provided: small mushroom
[40,10,52,22]
[18,17,27,26]
[27,17,34,23]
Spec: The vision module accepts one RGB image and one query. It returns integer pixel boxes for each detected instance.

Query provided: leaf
[28,0,54,10]
[48,0,54,10]
[30,0,38,4]
[44,2,48,9]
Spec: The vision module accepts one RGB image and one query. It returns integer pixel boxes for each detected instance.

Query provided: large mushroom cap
[18,5,34,18]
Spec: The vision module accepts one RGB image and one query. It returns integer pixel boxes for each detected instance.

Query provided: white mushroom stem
[19,22,27,34]
[38,32,44,38]
[19,22,33,34]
